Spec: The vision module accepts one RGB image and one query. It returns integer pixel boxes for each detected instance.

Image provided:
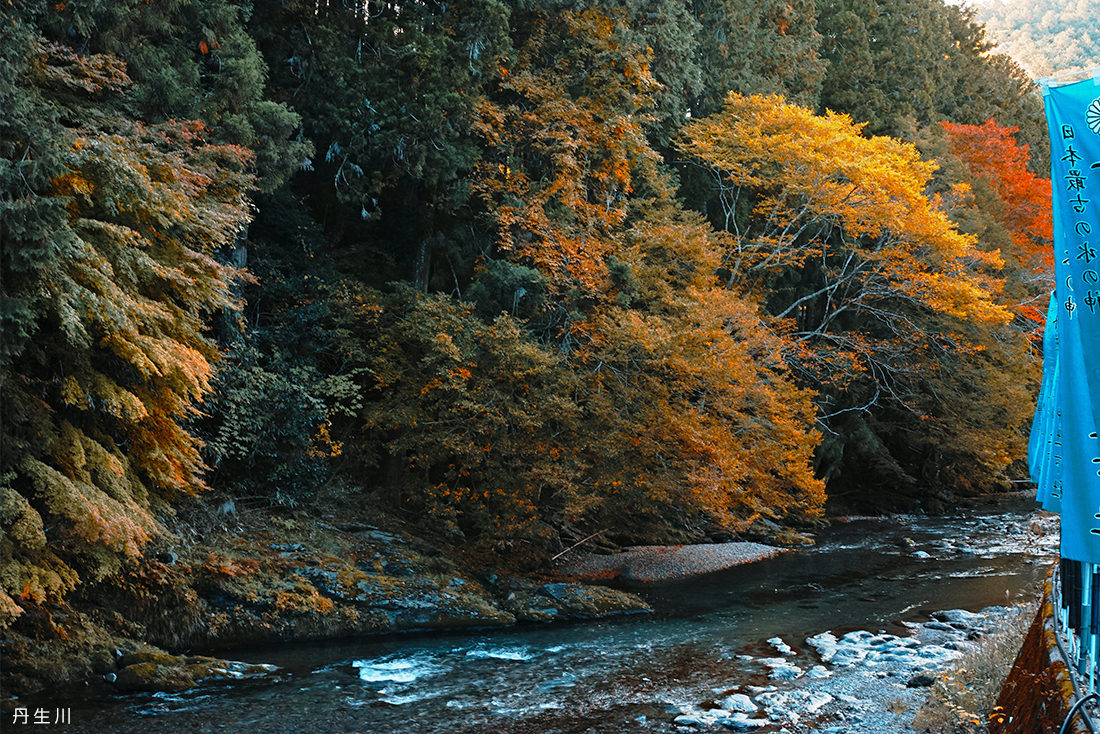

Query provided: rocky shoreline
[1,504,1055,733]
[663,605,1026,733]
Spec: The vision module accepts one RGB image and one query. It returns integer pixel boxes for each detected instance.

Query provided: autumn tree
[679,94,1030,507]
[1,28,253,625]
[338,286,583,544]
[574,203,825,531]
[470,14,825,535]
[939,119,1053,333]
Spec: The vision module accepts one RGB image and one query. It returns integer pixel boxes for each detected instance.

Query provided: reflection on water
[50,504,1057,733]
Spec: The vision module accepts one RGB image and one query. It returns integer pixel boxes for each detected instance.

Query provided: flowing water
[46,502,1058,733]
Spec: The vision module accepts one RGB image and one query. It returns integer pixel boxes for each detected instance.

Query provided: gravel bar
[557,541,786,582]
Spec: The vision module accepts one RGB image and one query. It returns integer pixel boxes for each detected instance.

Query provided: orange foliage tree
[940,119,1053,330]
[468,16,824,537]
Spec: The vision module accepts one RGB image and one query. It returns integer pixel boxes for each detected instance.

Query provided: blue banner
[1031,294,1061,512]
[1040,73,1100,563]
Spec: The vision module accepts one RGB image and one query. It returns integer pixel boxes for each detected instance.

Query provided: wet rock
[907,673,937,688]
[114,661,196,692]
[931,609,983,627]
[718,713,770,730]
[756,690,832,717]
[672,706,771,730]
[673,713,709,727]
[767,637,795,655]
[483,576,648,622]
[758,658,804,680]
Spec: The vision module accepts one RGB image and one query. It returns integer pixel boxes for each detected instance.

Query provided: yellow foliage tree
[678,94,1026,501]
[679,93,1009,330]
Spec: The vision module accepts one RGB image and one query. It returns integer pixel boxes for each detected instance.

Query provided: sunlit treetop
[679,93,1012,327]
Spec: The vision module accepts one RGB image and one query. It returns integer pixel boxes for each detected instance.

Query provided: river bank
[0,495,797,702]
[1,499,1058,732]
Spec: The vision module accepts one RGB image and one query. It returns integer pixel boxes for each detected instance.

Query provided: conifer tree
[1,25,253,625]
[692,0,826,115]
[817,0,1047,172]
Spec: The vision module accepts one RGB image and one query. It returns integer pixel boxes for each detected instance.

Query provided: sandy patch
[557,542,786,582]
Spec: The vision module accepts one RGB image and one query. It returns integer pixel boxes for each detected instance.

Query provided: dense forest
[975,0,1100,79]
[1,0,1057,626]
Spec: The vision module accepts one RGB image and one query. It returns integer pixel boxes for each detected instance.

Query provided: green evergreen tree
[817,0,1047,171]
[47,0,310,191]
[692,0,826,115]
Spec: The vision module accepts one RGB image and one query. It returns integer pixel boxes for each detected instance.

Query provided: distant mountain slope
[974,0,1100,78]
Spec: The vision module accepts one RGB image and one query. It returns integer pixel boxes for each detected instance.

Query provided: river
[49,500,1058,733]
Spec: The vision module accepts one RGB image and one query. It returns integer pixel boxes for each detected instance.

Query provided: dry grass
[912,604,1033,733]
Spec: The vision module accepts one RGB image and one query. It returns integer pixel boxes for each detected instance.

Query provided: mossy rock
[114,661,197,692]
[538,583,650,618]
[113,652,279,692]
[116,651,182,669]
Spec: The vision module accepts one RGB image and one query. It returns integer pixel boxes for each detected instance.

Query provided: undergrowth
[912,604,1033,733]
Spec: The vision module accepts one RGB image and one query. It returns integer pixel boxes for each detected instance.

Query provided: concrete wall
[991,571,1090,734]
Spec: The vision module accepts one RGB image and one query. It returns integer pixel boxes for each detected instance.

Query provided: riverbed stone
[768,636,795,655]
[673,713,709,727]
[907,673,937,688]
[717,713,770,730]
[759,658,804,679]
[719,693,757,713]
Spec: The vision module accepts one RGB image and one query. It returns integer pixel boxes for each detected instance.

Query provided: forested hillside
[975,0,1100,78]
[1,0,1052,624]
